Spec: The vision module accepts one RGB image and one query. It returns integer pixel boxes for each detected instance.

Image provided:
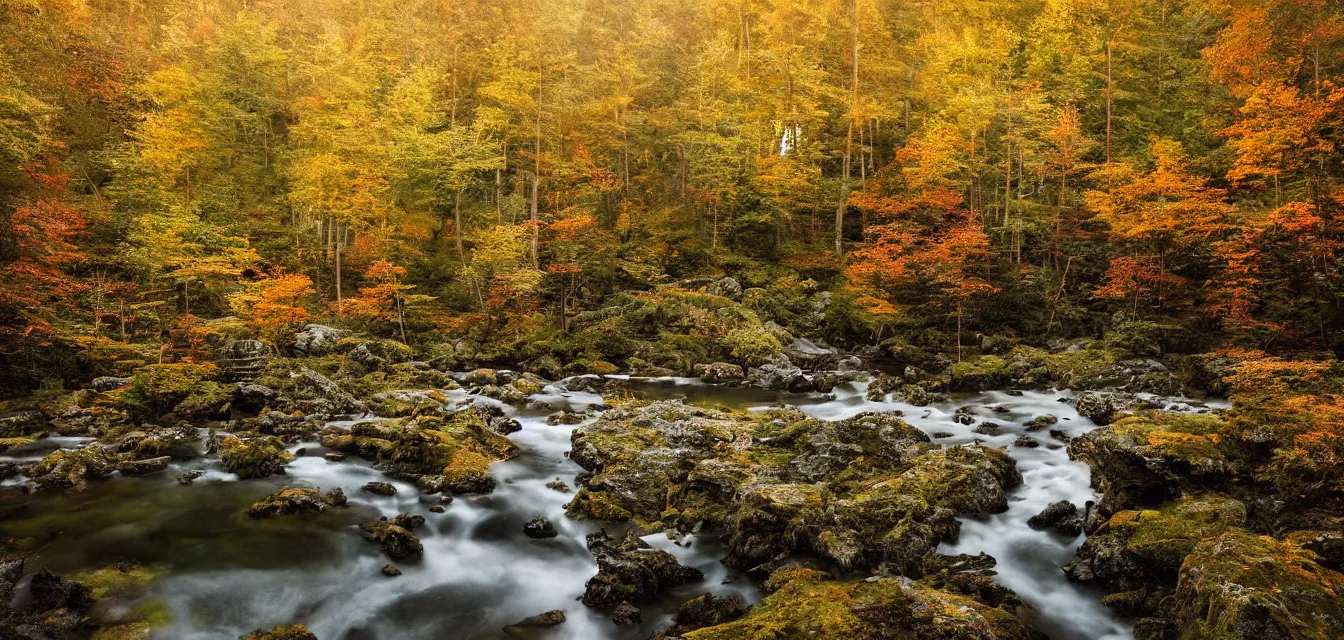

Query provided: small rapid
[0,378,1218,639]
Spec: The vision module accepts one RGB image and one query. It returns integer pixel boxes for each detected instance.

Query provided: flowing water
[0,378,1220,640]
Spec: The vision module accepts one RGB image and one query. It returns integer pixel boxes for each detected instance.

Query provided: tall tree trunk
[835,0,858,256]
[532,55,542,268]
[454,188,465,259]
[1105,38,1114,164]
[334,220,343,317]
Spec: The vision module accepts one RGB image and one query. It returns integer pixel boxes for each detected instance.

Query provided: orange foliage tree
[228,270,316,340]
[343,260,434,341]
[1088,139,1236,313]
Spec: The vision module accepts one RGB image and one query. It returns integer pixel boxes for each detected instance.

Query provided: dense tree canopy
[2,0,1344,391]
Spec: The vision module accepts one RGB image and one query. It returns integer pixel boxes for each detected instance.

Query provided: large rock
[291,366,367,416]
[745,354,810,392]
[679,568,1044,640]
[706,276,742,301]
[360,518,423,561]
[292,324,351,356]
[246,487,347,518]
[1074,392,1159,426]
[32,446,116,490]
[693,362,745,384]
[241,625,319,640]
[1068,413,1237,515]
[581,530,703,608]
[665,594,748,636]
[320,408,517,495]
[90,377,132,392]
[1065,495,1246,594]
[1170,529,1344,640]
[220,436,294,479]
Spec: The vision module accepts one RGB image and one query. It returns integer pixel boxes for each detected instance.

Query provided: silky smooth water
[0,379,1218,639]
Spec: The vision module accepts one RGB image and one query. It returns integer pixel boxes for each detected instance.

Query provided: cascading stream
[0,378,1217,639]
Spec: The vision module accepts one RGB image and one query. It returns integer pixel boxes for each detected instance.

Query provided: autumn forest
[0,1,1343,639]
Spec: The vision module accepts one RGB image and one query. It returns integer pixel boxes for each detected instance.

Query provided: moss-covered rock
[1065,495,1246,594]
[172,381,236,420]
[241,625,318,640]
[1171,529,1344,640]
[1068,412,1239,514]
[359,519,423,561]
[220,436,294,479]
[682,568,1044,640]
[321,408,517,494]
[581,530,704,608]
[246,487,347,518]
[119,363,220,418]
[565,401,1021,577]
[33,446,116,490]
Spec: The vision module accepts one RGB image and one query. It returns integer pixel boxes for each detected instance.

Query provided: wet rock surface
[581,530,704,608]
[566,401,1021,578]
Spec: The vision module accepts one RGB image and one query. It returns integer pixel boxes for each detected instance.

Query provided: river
[0,377,1218,639]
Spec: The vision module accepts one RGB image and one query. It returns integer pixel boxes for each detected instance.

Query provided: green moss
[70,563,158,599]
[323,410,517,493]
[565,489,634,521]
[92,622,152,640]
[241,625,318,640]
[173,381,234,419]
[683,568,1039,640]
[1111,412,1237,476]
[1096,495,1246,580]
[220,436,293,479]
[120,363,220,416]
[1173,529,1344,640]
[0,436,35,452]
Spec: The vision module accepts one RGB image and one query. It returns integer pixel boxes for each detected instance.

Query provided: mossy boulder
[119,363,220,418]
[581,530,704,608]
[359,519,423,561]
[69,563,157,600]
[1065,494,1246,597]
[33,446,116,490]
[1171,529,1344,640]
[949,356,1012,392]
[1068,412,1238,514]
[172,381,236,420]
[693,362,746,383]
[682,568,1044,640]
[241,625,318,640]
[320,408,517,494]
[246,487,347,518]
[220,436,293,479]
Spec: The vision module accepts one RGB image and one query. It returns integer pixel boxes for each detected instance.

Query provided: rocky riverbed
[0,331,1338,640]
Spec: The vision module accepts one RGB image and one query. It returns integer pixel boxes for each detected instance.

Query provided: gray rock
[293,324,351,357]
[117,456,171,477]
[91,376,132,392]
[746,354,809,392]
[693,362,745,383]
[504,609,566,630]
[292,367,367,416]
[1028,500,1084,537]
[706,276,742,301]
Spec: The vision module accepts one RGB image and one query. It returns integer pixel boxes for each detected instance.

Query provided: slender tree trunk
[335,220,343,317]
[532,54,543,268]
[496,141,505,223]
[835,0,858,256]
[1106,38,1114,164]
[454,188,465,259]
